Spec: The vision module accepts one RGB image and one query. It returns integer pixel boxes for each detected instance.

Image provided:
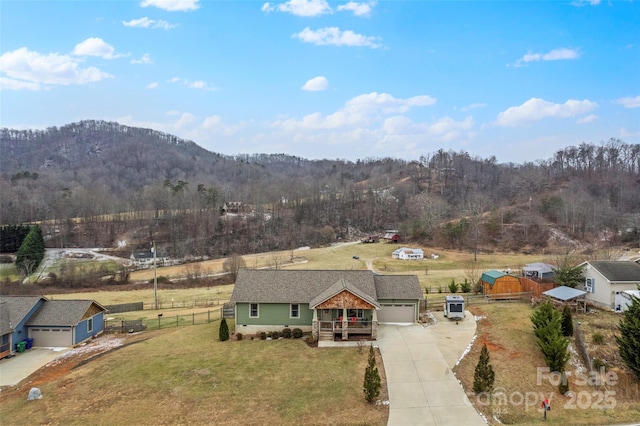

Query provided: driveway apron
[377,313,486,426]
[0,347,70,387]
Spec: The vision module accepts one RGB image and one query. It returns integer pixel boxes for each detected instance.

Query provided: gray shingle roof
[0,302,13,335]
[0,296,47,332]
[231,269,421,304]
[26,300,105,326]
[543,286,587,301]
[309,278,381,309]
[589,261,640,282]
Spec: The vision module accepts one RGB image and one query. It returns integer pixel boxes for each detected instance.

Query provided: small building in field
[480,270,522,297]
[130,250,170,269]
[361,235,380,243]
[383,230,401,243]
[522,263,555,280]
[392,247,424,260]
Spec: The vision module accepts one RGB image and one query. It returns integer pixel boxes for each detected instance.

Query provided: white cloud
[122,17,176,30]
[0,47,112,88]
[302,76,328,91]
[168,77,217,91]
[617,96,640,108]
[140,0,199,12]
[337,1,375,17]
[293,27,381,48]
[131,53,153,65]
[146,82,159,89]
[496,98,598,127]
[262,0,331,17]
[514,48,580,67]
[73,38,124,59]
[577,114,597,124]
[0,76,43,91]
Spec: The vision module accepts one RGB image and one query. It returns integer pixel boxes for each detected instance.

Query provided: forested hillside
[1,120,639,258]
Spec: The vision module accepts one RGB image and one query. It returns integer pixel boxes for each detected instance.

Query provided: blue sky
[1,0,638,164]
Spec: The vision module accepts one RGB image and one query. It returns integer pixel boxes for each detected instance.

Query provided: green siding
[236,303,313,327]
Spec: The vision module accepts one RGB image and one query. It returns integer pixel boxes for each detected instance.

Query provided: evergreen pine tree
[561,305,573,337]
[219,318,229,341]
[363,345,381,403]
[616,291,640,379]
[473,343,495,393]
[15,225,46,278]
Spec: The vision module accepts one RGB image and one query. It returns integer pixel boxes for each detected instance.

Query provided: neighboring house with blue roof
[0,296,106,358]
[231,269,423,341]
[579,261,640,310]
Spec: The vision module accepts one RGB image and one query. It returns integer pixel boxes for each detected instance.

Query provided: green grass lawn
[0,323,387,425]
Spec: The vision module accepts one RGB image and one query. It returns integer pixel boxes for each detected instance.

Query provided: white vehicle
[444,295,465,320]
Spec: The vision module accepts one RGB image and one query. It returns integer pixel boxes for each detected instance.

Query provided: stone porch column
[371,309,378,339]
[342,308,348,340]
[312,309,318,340]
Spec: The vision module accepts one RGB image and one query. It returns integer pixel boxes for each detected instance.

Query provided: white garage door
[29,328,73,347]
[378,304,415,323]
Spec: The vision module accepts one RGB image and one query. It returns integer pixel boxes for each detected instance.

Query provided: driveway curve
[377,312,486,426]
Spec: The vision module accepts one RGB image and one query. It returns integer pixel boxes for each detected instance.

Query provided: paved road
[377,313,486,426]
[0,347,70,387]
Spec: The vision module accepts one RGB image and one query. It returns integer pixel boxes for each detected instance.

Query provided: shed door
[29,328,73,347]
[378,304,415,323]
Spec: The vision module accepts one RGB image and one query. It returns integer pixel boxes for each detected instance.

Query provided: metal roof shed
[543,286,587,312]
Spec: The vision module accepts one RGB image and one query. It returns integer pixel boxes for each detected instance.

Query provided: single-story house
[480,270,522,297]
[383,230,401,243]
[130,250,170,268]
[230,269,423,341]
[579,261,640,310]
[0,296,106,358]
[522,262,555,280]
[392,247,424,260]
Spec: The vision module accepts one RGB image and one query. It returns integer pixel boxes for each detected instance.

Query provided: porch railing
[319,320,372,334]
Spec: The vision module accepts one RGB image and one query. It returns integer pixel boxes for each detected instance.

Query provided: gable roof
[543,286,587,301]
[26,300,106,326]
[0,296,47,329]
[309,278,380,309]
[231,269,421,305]
[481,270,506,285]
[586,261,640,282]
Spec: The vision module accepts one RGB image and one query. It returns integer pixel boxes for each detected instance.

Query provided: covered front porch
[310,278,380,341]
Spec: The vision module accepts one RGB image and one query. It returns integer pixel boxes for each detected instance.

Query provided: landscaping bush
[292,328,303,339]
[363,346,381,403]
[593,357,608,371]
[260,332,267,340]
[592,332,605,345]
[473,343,495,393]
[307,333,316,345]
[271,330,280,339]
[460,279,471,293]
[236,333,243,341]
[281,328,292,338]
[219,318,229,341]
[448,279,458,293]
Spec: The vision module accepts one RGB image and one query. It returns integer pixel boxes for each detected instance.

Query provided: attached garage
[377,303,416,323]
[29,327,73,347]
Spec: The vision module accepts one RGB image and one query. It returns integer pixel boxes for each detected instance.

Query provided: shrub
[592,332,605,345]
[558,373,570,395]
[363,346,381,403]
[460,279,471,293]
[236,333,243,341]
[292,328,304,338]
[473,343,495,393]
[259,332,267,340]
[616,290,640,379]
[307,333,316,344]
[561,305,573,337]
[281,328,292,338]
[438,286,443,294]
[271,330,280,339]
[593,357,608,371]
[448,279,458,293]
[219,318,229,341]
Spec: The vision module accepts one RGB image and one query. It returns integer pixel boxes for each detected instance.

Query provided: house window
[584,278,595,293]
[250,303,259,318]
[87,317,93,333]
[290,304,300,318]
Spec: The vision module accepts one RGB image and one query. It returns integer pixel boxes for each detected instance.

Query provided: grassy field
[0,323,388,426]
[454,304,640,425]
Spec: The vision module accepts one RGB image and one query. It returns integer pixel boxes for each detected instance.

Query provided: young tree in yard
[363,346,381,403]
[15,225,45,279]
[531,301,570,391]
[561,305,574,337]
[616,291,640,380]
[551,253,585,288]
[219,318,229,341]
[222,253,246,282]
[473,343,495,393]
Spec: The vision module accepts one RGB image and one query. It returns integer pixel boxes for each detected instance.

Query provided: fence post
[208,310,210,323]
[193,313,195,325]
[176,315,179,327]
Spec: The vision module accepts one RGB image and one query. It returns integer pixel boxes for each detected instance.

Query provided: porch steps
[318,331,334,342]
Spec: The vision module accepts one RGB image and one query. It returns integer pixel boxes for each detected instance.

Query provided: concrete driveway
[377,312,486,426]
[0,347,70,387]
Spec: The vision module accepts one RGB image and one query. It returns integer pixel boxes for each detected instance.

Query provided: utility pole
[152,241,158,310]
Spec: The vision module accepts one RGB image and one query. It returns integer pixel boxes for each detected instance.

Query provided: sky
[1,0,639,164]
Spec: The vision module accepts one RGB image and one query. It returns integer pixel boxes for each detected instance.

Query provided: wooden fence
[424,291,533,312]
